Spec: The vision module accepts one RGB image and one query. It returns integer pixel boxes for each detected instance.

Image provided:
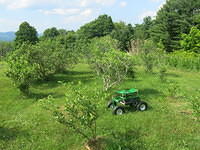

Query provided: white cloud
[40,8,80,15]
[120,1,127,7]
[79,0,116,7]
[0,0,62,9]
[80,9,93,17]
[63,9,94,24]
[139,0,166,21]
[0,0,116,9]
[139,11,156,20]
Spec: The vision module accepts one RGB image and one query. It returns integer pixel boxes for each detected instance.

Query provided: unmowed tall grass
[166,50,200,71]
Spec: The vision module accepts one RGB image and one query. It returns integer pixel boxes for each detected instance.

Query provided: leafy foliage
[42,27,60,40]
[151,0,200,52]
[87,36,134,90]
[6,44,39,94]
[0,41,13,58]
[15,22,38,48]
[94,50,133,91]
[166,50,200,71]
[140,40,157,72]
[110,22,134,51]
[40,83,104,141]
[77,14,114,39]
[181,26,200,53]
[134,16,153,40]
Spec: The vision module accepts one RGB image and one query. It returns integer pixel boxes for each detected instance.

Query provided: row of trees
[6,16,135,94]
[4,0,200,94]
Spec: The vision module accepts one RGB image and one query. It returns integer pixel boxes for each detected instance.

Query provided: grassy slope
[0,61,200,150]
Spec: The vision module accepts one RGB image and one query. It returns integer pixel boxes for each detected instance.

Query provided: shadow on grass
[139,88,163,97]
[166,72,180,78]
[33,71,95,89]
[62,70,93,75]
[0,127,29,141]
[27,92,54,100]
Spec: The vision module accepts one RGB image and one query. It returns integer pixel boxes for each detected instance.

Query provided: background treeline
[0,0,200,94]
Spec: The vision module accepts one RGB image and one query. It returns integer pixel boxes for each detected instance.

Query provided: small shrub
[40,82,105,147]
[140,40,157,72]
[6,44,39,94]
[93,50,134,91]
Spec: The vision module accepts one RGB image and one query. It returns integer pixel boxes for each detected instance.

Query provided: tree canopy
[43,27,60,39]
[151,0,200,52]
[15,22,38,48]
[77,14,114,39]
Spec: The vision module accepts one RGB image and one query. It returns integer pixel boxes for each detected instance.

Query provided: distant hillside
[0,32,15,41]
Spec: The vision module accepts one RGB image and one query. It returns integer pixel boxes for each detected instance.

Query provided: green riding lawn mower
[107,88,148,115]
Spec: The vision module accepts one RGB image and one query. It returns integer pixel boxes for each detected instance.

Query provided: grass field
[0,61,200,150]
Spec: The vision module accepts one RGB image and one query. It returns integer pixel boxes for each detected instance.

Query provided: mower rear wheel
[107,101,115,109]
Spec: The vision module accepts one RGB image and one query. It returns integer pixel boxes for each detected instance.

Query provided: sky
[0,0,166,33]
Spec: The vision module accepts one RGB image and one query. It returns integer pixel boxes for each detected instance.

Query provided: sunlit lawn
[0,61,200,150]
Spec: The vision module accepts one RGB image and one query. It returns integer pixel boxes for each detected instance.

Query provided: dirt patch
[85,137,106,150]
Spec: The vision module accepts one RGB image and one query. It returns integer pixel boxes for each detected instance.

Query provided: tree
[15,22,38,48]
[133,16,153,40]
[40,83,104,148]
[43,27,60,39]
[151,0,200,52]
[29,39,76,79]
[140,40,157,72]
[6,44,39,94]
[180,26,200,53]
[111,22,134,51]
[77,14,114,39]
[0,41,14,58]
[88,36,119,57]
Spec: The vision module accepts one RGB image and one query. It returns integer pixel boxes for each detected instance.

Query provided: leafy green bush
[6,44,39,94]
[87,36,134,90]
[40,82,105,146]
[0,41,14,58]
[181,26,200,54]
[88,36,119,59]
[92,49,134,91]
[29,40,71,79]
[6,39,77,94]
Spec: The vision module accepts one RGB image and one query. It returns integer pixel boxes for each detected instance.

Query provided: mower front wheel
[113,106,125,115]
[137,101,148,111]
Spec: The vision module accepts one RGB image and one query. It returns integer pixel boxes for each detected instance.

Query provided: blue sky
[0,0,166,33]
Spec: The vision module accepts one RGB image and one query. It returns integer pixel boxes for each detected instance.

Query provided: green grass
[0,61,200,150]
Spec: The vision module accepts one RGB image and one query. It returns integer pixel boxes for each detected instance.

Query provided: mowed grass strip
[0,62,200,150]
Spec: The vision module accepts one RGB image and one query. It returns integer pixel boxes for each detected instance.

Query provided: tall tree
[43,27,60,39]
[111,22,134,51]
[133,16,153,40]
[15,22,38,48]
[77,14,114,39]
[151,0,200,52]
